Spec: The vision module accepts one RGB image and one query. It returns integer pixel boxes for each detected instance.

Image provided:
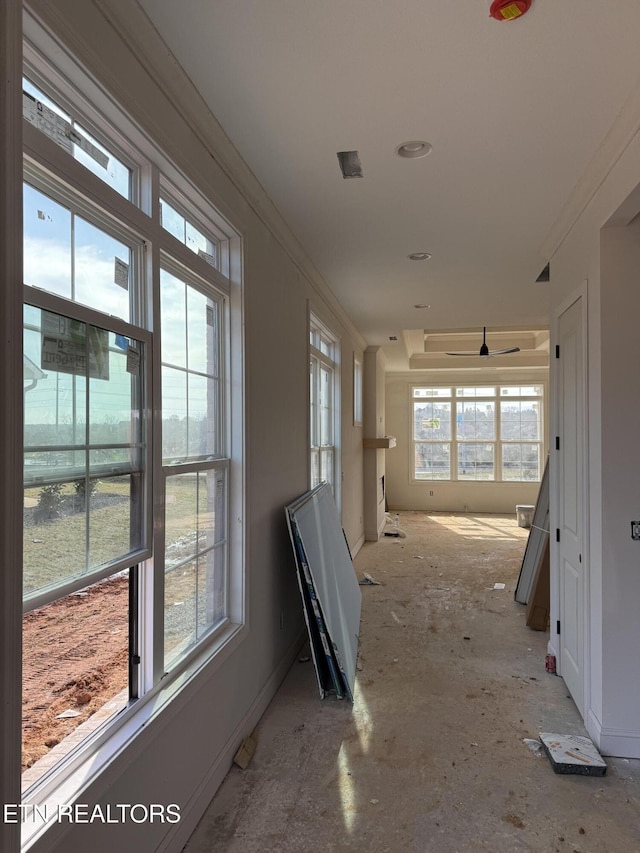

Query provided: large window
[412,385,543,482]
[20,36,241,816]
[309,315,339,494]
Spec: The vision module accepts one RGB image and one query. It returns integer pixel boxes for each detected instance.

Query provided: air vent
[337,151,363,179]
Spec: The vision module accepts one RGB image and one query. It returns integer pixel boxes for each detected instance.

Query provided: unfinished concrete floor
[183,512,640,853]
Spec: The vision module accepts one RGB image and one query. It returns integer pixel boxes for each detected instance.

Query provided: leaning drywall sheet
[288,483,361,700]
[515,456,550,605]
[286,507,344,699]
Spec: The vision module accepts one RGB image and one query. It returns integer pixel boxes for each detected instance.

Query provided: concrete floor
[183,512,640,853]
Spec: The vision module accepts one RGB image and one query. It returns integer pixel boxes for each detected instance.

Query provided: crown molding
[541,72,640,262]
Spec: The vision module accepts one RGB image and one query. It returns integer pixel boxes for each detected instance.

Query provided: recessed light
[414,304,431,309]
[396,141,432,159]
[408,252,431,261]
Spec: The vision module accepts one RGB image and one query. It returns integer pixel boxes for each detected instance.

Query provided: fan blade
[488,347,520,355]
[445,351,481,356]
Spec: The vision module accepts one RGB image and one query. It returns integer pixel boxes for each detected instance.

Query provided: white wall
[547,85,640,756]
[12,2,366,852]
[385,370,547,514]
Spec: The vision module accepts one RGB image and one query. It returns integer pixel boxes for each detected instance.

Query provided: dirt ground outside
[22,573,129,774]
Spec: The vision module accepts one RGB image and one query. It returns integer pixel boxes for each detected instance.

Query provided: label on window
[114,258,129,290]
[23,92,73,155]
[23,91,109,169]
[198,249,216,267]
[126,345,141,375]
[40,312,109,380]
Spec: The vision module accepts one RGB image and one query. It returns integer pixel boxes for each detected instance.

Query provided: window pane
[413,387,452,398]
[162,367,188,461]
[75,216,131,321]
[458,443,495,480]
[500,401,541,441]
[160,197,217,267]
[89,475,141,567]
[24,183,72,299]
[23,307,145,602]
[414,442,450,480]
[500,385,543,397]
[164,468,227,666]
[319,366,332,445]
[165,473,198,566]
[161,270,221,464]
[165,559,197,666]
[457,402,496,440]
[413,402,451,440]
[23,79,132,199]
[456,387,496,397]
[187,287,218,375]
[320,448,334,486]
[188,372,218,457]
[502,443,540,481]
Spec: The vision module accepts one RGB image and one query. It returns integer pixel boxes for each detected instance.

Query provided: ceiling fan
[446,327,520,357]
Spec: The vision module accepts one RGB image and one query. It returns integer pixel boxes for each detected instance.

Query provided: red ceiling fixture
[489,0,532,21]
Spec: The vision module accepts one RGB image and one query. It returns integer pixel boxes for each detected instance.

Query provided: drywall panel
[287,484,361,699]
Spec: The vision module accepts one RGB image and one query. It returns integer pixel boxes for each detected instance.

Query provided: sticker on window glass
[68,126,110,169]
[40,312,109,380]
[198,249,216,267]
[206,305,214,327]
[126,345,141,375]
[23,91,109,168]
[23,92,73,155]
[114,258,129,290]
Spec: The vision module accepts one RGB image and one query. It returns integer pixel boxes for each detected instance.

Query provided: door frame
[550,280,590,716]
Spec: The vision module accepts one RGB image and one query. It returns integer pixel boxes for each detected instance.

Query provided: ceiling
[137,0,640,370]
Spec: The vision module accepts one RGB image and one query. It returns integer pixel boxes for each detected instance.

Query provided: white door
[556,294,586,712]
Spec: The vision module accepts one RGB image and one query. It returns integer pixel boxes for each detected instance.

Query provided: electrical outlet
[631,521,640,540]
[429,490,434,497]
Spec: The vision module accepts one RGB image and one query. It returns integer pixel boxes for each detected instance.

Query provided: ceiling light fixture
[396,141,432,159]
[408,252,431,261]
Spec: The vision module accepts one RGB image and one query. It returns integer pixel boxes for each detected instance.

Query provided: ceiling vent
[337,151,363,179]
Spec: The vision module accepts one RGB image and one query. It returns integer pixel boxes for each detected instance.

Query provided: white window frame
[17,14,245,841]
[411,384,545,483]
[309,313,340,502]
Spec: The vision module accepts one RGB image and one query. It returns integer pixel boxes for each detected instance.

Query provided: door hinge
[130,654,141,665]
[555,344,560,358]
[555,436,560,450]
[556,528,560,542]
[557,620,561,635]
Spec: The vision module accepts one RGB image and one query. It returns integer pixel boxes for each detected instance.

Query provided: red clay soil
[22,574,129,771]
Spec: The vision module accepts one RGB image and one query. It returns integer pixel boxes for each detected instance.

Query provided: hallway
[183,513,640,853]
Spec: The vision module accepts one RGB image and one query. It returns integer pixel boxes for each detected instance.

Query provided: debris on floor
[233,733,257,770]
[493,582,506,590]
[359,572,381,585]
[539,732,607,776]
[523,738,544,757]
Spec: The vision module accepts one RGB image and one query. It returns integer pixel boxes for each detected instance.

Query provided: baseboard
[158,628,307,852]
[351,533,365,559]
[586,708,640,759]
